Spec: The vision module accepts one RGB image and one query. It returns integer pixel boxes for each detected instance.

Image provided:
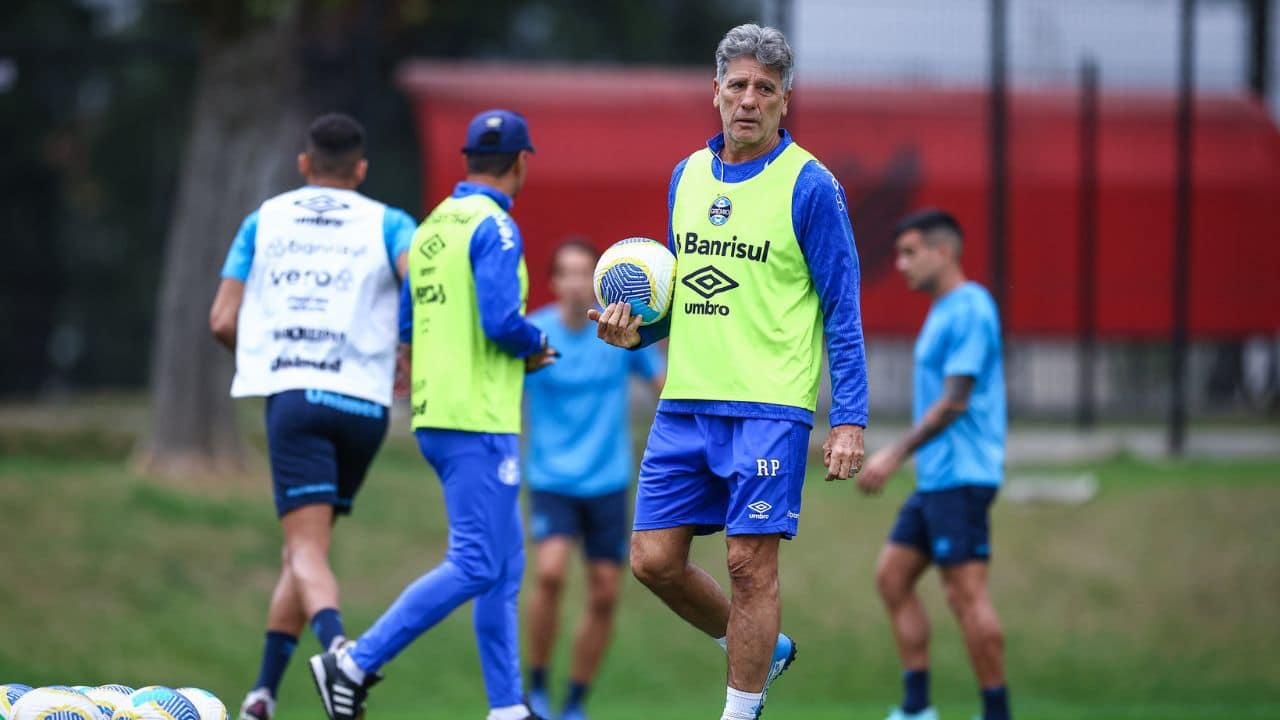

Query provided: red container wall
[398,61,1280,339]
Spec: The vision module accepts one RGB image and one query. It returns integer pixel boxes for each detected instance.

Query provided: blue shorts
[633,412,810,539]
[529,489,629,563]
[888,485,998,566]
[265,389,388,517]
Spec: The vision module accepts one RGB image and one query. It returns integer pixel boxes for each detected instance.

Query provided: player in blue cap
[308,108,557,720]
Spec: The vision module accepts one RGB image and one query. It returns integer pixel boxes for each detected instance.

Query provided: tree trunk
[136,17,307,478]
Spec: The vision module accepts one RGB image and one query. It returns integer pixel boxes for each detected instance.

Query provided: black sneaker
[309,648,378,720]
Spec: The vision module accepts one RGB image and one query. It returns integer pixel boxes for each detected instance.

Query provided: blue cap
[461,109,535,155]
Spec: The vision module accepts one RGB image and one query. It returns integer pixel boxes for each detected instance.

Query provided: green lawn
[1,429,1278,719]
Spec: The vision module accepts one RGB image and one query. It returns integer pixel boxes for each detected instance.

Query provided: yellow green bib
[663,142,823,411]
[408,193,527,433]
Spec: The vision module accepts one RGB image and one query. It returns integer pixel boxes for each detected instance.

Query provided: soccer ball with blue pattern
[8,686,102,720]
[83,687,133,720]
[0,684,33,720]
[111,687,198,720]
[593,237,676,326]
[173,689,224,720]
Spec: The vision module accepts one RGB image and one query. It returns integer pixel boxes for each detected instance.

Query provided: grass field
[1,417,1278,719]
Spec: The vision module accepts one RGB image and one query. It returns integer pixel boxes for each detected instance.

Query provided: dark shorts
[888,485,998,566]
[265,389,389,517]
[529,489,629,563]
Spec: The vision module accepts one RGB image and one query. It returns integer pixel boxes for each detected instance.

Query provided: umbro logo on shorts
[498,457,520,486]
[747,501,773,519]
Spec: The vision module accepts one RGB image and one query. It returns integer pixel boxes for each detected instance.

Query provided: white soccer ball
[593,237,676,326]
[173,690,224,720]
[112,687,198,720]
[0,685,33,720]
[83,687,133,720]
[9,686,102,720]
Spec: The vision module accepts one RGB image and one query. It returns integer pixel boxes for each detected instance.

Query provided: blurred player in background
[308,109,557,720]
[523,239,665,720]
[208,113,415,720]
[591,24,868,720]
[857,209,1010,720]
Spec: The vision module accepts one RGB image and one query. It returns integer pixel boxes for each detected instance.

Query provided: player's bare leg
[876,543,932,670]
[266,551,307,636]
[569,559,622,685]
[724,534,781,692]
[527,536,573,673]
[939,561,1005,688]
[630,527,731,638]
[280,504,339,619]
[242,512,332,720]
[240,550,308,720]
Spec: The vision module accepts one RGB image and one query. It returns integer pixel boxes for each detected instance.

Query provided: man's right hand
[392,343,411,398]
[587,302,642,349]
[525,345,560,373]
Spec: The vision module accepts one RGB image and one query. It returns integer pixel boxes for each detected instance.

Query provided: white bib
[230,187,401,405]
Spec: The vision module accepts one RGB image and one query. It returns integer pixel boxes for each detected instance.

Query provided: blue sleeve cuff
[633,313,671,349]
[829,411,868,428]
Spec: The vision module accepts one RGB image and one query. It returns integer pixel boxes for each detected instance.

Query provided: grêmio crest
[708,195,732,226]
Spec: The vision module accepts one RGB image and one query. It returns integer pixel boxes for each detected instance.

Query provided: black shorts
[265,389,388,517]
[529,489,629,564]
[888,485,998,566]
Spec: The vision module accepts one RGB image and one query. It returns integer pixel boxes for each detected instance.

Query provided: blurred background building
[2,0,1278,439]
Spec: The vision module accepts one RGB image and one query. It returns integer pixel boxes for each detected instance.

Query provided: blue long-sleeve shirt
[398,182,544,358]
[641,130,869,428]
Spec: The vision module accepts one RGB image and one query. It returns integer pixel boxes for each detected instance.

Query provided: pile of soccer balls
[0,684,225,720]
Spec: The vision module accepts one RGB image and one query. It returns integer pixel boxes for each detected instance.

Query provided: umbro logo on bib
[294,194,349,214]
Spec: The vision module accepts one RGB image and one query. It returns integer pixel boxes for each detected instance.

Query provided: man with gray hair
[591,23,869,720]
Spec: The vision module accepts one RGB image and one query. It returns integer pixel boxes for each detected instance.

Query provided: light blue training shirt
[523,303,663,498]
[913,281,1006,492]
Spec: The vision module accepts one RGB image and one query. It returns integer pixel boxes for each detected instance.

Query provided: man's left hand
[857,447,902,495]
[822,424,865,481]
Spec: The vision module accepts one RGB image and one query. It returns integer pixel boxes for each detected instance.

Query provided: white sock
[337,649,366,685]
[721,687,763,720]
[486,705,530,720]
